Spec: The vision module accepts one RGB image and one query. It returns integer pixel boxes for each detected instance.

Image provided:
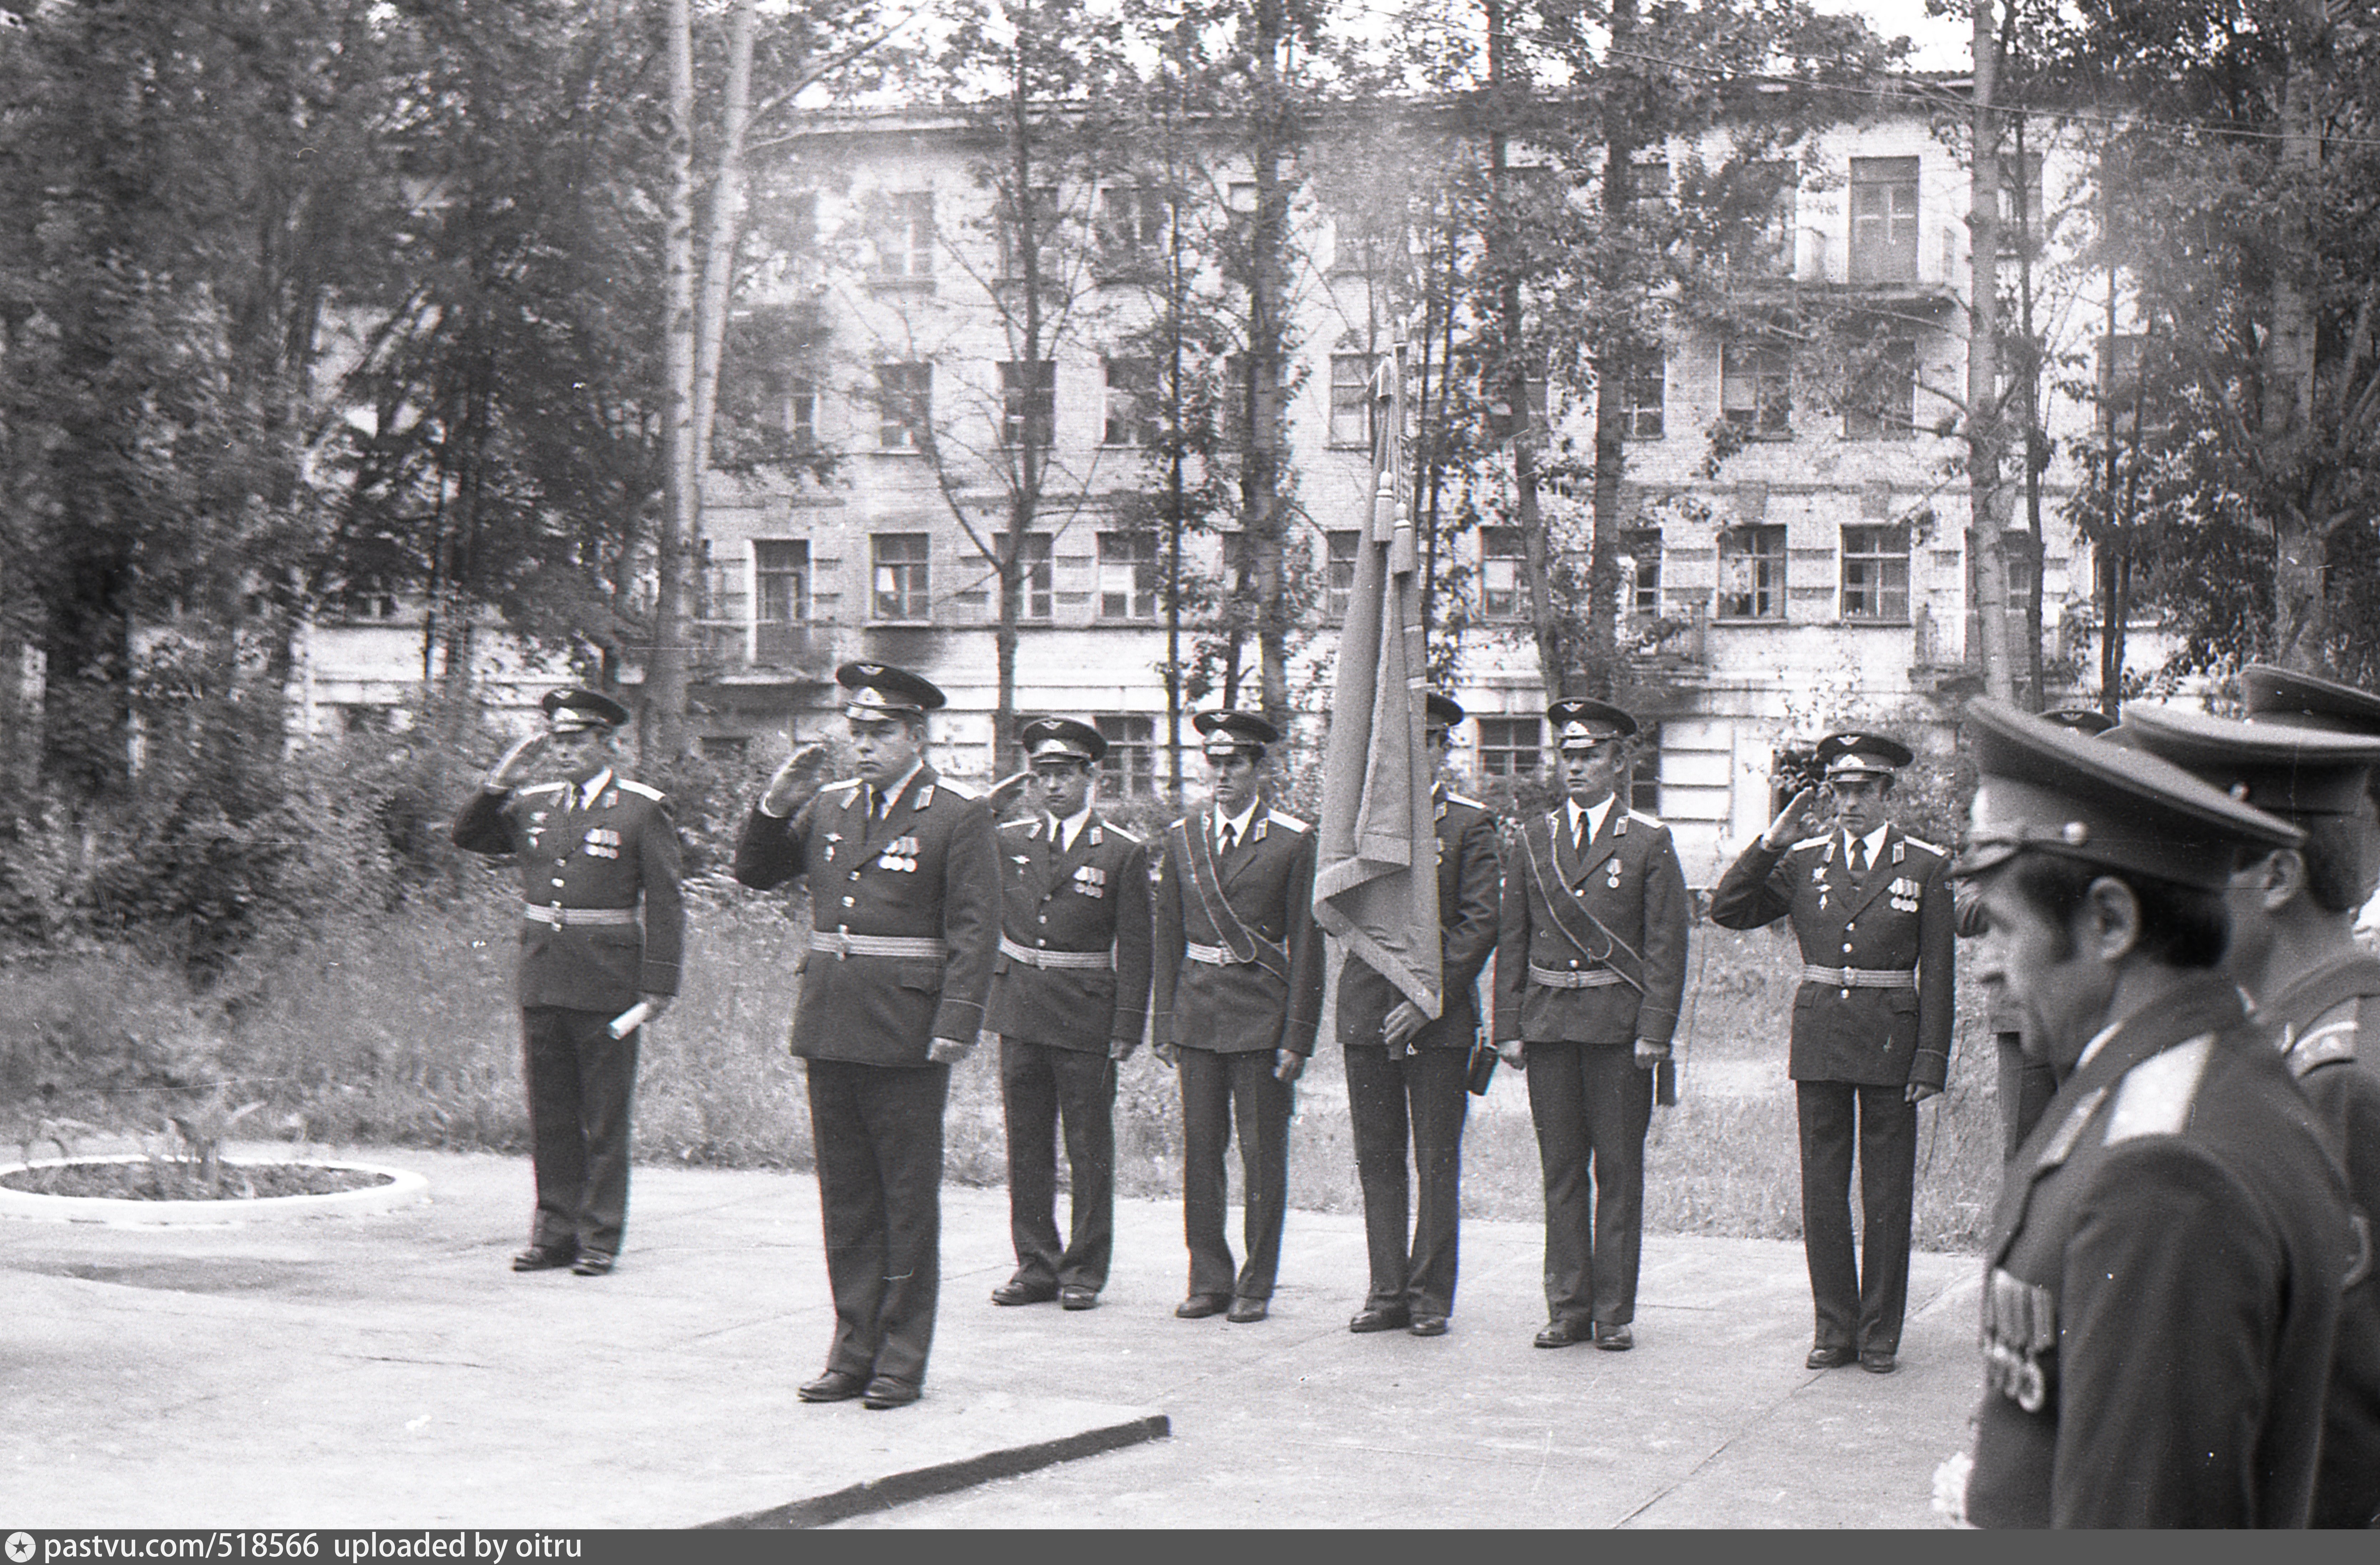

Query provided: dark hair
[2296,813,2380,914]
[2004,851,2231,970]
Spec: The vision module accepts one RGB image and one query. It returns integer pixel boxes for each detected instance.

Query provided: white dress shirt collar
[1566,793,1614,844]
[574,768,615,811]
[1050,801,1095,854]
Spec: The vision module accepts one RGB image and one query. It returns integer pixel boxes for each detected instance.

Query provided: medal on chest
[1071,863,1107,899]
[582,826,621,860]
[1889,875,1920,914]
[877,835,921,873]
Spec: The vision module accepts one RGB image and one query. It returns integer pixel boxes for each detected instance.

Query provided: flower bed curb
[0,1155,429,1227]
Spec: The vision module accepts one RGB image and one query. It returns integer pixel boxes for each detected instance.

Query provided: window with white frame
[1329,354,1372,447]
[1325,530,1358,620]
[1000,360,1055,448]
[872,533,930,621]
[1003,532,1053,620]
[1721,342,1791,437]
[1477,717,1543,779]
[876,362,929,449]
[1095,714,1157,797]
[1717,525,1786,620]
[875,191,933,280]
[1622,527,1662,615]
[1097,530,1157,620]
[1843,340,1917,440]
[1848,157,1920,284]
[1103,358,1158,447]
[1481,526,1528,620]
[1841,524,1910,622]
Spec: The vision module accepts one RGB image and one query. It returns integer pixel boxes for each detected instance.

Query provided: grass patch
[0,894,2004,1252]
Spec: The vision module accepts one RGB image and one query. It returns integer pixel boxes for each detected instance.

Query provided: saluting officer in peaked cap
[1710,720,1950,1376]
[731,654,1000,1411]
[1940,698,2349,1528]
[452,684,686,1279]
[984,712,1152,1315]
[837,661,947,720]
[2113,698,2380,1528]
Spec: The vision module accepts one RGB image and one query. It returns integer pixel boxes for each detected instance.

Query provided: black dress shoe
[1349,1306,1411,1334]
[797,1369,868,1403]
[1593,1322,1634,1352]
[1225,1295,1269,1323]
[1407,1314,1449,1337]
[991,1280,1057,1306]
[1175,1294,1230,1319]
[1534,1320,1587,1349]
[1859,1347,1899,1375]
[570,1250,615,1276]
[862,1375,922,1409]
[1058,1286,1098,1311]
[1806,1344,1856,1370]
[511,1244,576,1272]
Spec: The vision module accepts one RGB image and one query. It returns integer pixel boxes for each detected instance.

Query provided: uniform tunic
[2256,955,2380,1529]
[1966,977,2351,1528]
[1494,800,1690,1328]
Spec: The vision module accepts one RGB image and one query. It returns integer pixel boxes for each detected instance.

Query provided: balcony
[691,621,838,680]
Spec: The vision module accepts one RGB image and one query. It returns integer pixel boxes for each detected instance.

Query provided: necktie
[1218,822,1237,856]
[871,788,888,825]
[1848,837,1869,878]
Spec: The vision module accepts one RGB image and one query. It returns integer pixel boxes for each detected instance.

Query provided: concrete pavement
[2,1144,1980,1529]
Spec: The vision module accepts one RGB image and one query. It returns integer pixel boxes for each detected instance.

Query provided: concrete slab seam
[699,1412,1172,1529]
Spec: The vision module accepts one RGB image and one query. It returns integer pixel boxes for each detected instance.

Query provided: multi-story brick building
[298,94,2157,883]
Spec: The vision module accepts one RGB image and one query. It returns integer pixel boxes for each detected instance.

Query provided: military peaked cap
[1951,698,2302,890]
[1548,697,1636,747]
[2039,707,2115,736]
[837,661,945,720]
[1425,691,1467,729]
[1021,715,1106,765]
[1193,709,1278,755]
[2240,664,2380,736]
[543,687,631,732]
[2112,704,2380,819]
[1817,730,1914,779]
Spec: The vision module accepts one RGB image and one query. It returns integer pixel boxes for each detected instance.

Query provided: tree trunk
[2266,56,2322,668]
[1965,0,2016,702]
[644,0,699,767]
[1582,0,1639,703]
[1245,0,1294,735]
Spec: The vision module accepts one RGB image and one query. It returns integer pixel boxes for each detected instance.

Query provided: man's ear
[2252,847,2308,912]
[2083,875,2145,962]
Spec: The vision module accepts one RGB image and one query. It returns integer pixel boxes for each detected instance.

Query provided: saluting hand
[1761,787,1818,851]
[760,741,829,817]
[986,770,1035,815]
[484,732,548,792]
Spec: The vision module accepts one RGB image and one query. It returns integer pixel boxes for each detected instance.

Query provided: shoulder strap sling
[1519,815,1646,995]
[1174,816,1291,984]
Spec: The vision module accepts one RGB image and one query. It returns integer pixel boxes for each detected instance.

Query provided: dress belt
[999,935,1113,971]
[523,905,638,927]
[1528,963,1629,990]
[1800,964,1918,990]
[1184,940,1252,966]
[809,928,949,961]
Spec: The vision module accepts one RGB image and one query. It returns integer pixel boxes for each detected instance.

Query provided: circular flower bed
[0,1154,428,1226]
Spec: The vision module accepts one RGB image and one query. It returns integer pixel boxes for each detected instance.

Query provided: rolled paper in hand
[607,1000,654,1040]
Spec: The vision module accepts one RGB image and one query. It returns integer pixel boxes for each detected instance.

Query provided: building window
[1487,374,1549,443]
[1622,527,1662,615]
[1324,530,1359,621]
[1003,531,1053,620]
[1841,524,1910,622]
[1630,723,1663,814]
[876,362,929,449]
[872,533,930,621]
[1481,526,1528,621]
[1000,360,1055,448]
[1096,714,1157,797]
[1726,160,1799,276]
[1617,351,1664,440]
[754,540,810,662]
[1477,717,1543,779]
[1717,525,1786,620]
[332,576,400,622]
[1720,342,1791,437]
[1994,153,2045,253]
[783,376,817,443]
[1097,530,1157,620]
[1097,187,1164,263]
[1848,157,1920,284]
[1843,340,1917,440]
[999,185,1059,281]
[2098,333,2165,436]
[1103,358,1158,447]
[1329,354,1372,448]
[874,190,933,280]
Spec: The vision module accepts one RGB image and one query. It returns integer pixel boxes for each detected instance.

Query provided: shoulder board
[999,817,1036,836]
[1789,834,1833,852]
[517,781,568,797]
[1101,823,1143,846]
[936,778,980,800]
[1628,809,1664,829]
[1899,835,1947,858]
[616,779,665,801]
[1446,792,1488,812]
[1266,811,1310,833]
[2104,1033,2214,1145]
[823,778,864,796]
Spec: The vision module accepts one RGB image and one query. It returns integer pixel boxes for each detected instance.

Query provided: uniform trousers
[999,1037,1118,1293]
[1177,1045,1292,1300]
[1524,1039,1654,1326]
[1796,1079,1917,1354]
[1993,1033,2057,1161]
[521,1005,639,1255]
[807,1058,950,1386]
[1344,1043,1468,1317]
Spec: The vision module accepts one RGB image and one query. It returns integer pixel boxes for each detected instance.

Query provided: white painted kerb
[0,1156,428,1227]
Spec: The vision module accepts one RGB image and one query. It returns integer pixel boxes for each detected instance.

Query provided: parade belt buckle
[833,928,852,961]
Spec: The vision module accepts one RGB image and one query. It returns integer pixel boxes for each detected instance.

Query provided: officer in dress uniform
[731,663,1000,1411]
[1494,697,1688,1352]
[984,717,1154,1313]
[1339,692,1501,1339]
[2118,676,2380,1528]
[1940,697,2350,1528]
[1708,730,1952,1373]
[1957,707,2112,1160]
[1150,709,1324,1324]
[451,687,684,1278]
